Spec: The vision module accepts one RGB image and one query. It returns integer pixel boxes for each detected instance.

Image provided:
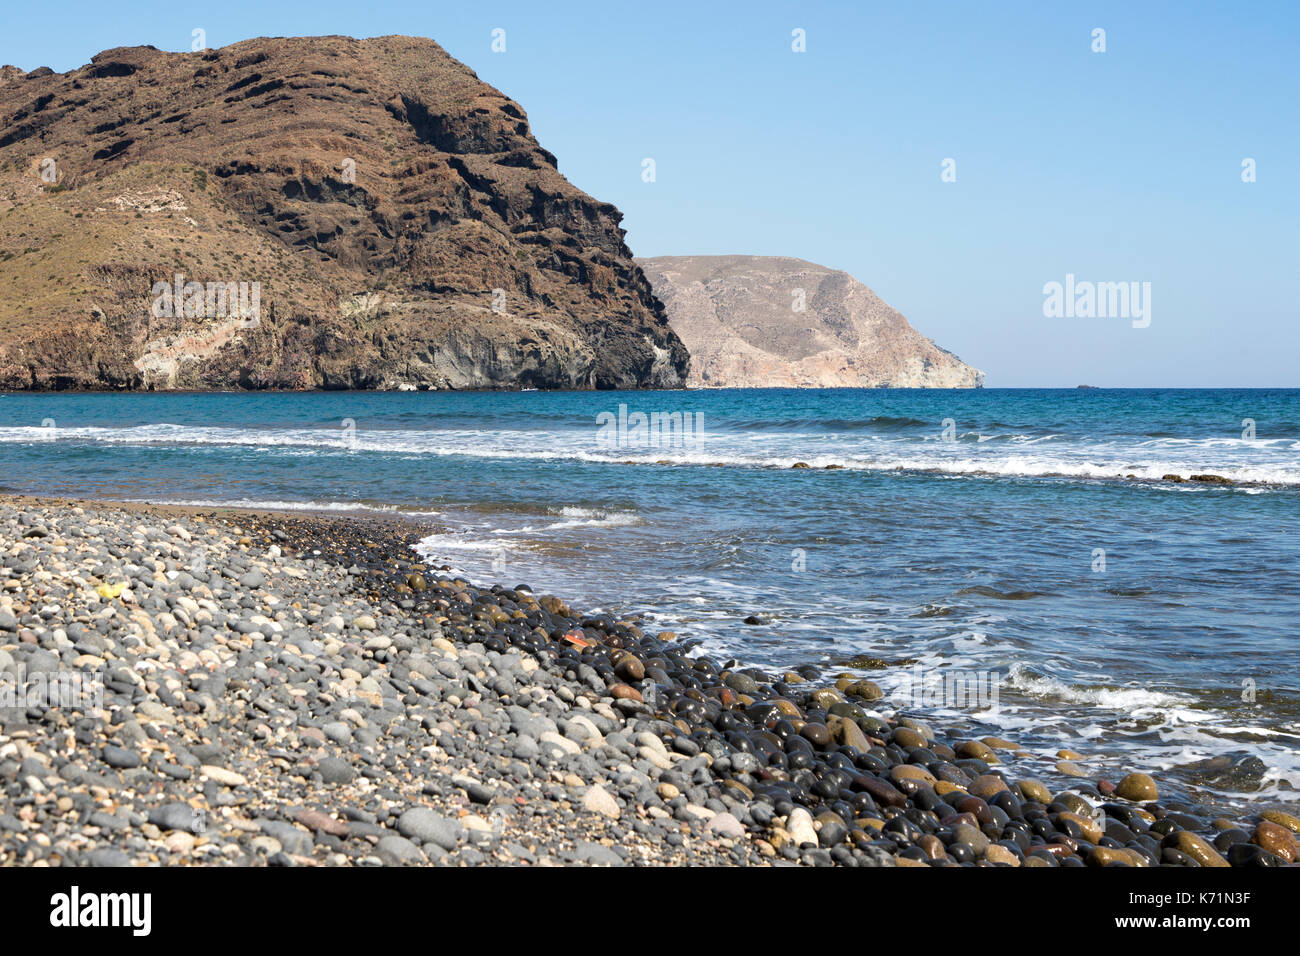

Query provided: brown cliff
[0,36,688,390]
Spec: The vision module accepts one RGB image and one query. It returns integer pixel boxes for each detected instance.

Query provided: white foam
[127,496,441,516]
[536,507,641,531]
[4,422,1298,486]
[415,532,516,553]
[1005,662,1190,711]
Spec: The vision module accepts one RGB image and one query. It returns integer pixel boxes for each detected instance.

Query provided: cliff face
[638,256,982,388]
[0,36,688,390]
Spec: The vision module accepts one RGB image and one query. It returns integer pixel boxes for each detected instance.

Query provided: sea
[2,387,1297,817]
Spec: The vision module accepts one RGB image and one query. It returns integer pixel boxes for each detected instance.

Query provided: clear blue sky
[4,1,1297,386]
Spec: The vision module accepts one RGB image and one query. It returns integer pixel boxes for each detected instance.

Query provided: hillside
[638,255,981,388]
[0,36,688,390]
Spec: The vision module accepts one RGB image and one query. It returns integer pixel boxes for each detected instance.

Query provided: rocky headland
[0,36,688,390]
[639,255,983,389]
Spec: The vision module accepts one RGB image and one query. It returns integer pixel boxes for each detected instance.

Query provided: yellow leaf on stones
[96,582,126,599]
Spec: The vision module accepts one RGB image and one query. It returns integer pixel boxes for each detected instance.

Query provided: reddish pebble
[293,809,349,837]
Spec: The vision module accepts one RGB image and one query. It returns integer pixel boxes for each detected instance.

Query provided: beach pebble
[201,765,247,787]
[1261,810,1300,833]
[574,841,623,866]
[1252,821,1296,862]
[1116,772,1158,802]
[582,785,620,819]
[0,497,1264,871]
[1169,831,1230,867]
[396,808,462,850]
[375,835,425,865]
[102,745,141,769]
[317,757,355,784]
[148,803,207,834]
[786,807,818,847]
[707,812,746,839]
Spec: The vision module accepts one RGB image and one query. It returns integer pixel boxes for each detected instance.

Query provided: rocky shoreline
[0,495,1295,867]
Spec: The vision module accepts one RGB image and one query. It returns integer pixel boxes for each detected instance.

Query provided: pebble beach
[1,495,1296,868]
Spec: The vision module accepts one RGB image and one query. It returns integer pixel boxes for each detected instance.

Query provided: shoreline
[0,494,1295,866]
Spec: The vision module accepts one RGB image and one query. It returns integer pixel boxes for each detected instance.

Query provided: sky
[3,1,1297,386]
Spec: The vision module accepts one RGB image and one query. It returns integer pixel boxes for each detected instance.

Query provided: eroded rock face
[638,256,981,388]
[0,36,688,390]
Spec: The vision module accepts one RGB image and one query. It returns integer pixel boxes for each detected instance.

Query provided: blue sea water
[2,387,1297,815]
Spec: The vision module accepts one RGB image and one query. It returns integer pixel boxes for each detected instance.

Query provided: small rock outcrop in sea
[638,255,982,388]
[0,36,688,390]
[0,496,1291,868]
[1163,473,1234,485]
